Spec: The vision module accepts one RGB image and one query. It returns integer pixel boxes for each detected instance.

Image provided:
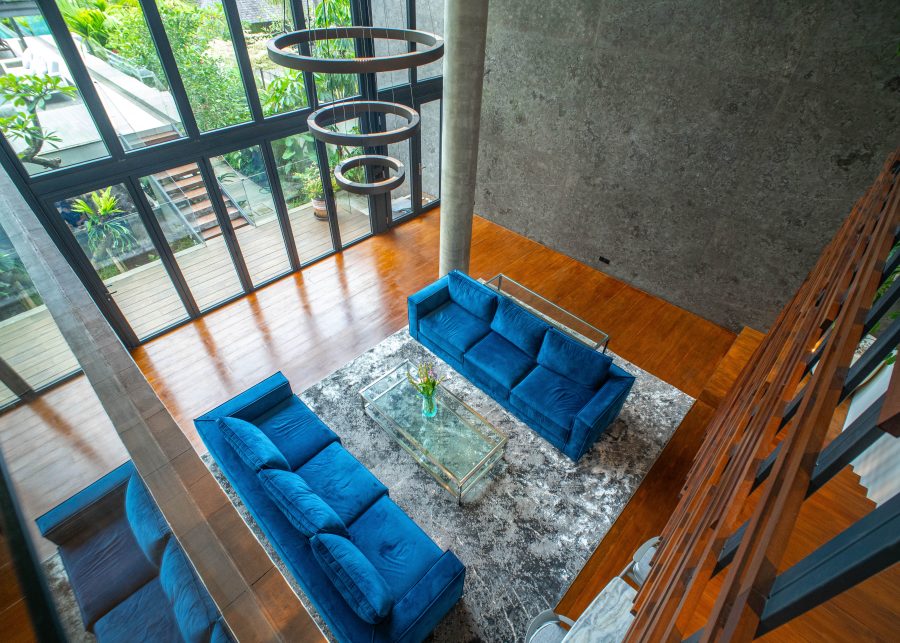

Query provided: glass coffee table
[360,360,508,503]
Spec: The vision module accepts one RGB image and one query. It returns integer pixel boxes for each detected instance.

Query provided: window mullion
[37,0,126,159]
[137,0,200,139]
[221,0,264,123]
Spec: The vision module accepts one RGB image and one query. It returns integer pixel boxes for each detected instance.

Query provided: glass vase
[421,391,437,418]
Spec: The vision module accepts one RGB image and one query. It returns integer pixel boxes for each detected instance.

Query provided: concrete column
[438,0,490,276]
[0,168,321,642]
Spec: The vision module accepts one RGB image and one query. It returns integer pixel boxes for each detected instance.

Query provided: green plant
[308,0,358,103]
[298,164,333,201]
[261,71,306,116]
[0,74,76,169]
[58,0,111,57]
[106,0,250,131]
[0,248,39,309]
[70,188,136,273]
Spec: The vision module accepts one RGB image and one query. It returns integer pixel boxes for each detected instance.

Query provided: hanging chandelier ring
[308,101,420,146]
[268,27,443,74]
[334,155,405,195]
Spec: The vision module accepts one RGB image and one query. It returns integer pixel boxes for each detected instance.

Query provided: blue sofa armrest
[196,371,293,423]
[387,550,465,643]
[37,461,135,545]
[407,276,451,340]
[568,368,635,460]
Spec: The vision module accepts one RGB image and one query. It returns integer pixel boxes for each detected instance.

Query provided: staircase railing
[626,149,900,642]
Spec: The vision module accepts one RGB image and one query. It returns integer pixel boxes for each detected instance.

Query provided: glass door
[54,184,190,341]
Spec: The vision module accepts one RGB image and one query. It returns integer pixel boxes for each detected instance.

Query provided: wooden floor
[0,208,736,559]
[557,327,764,617]
[0,203,372,408]
[0,208,738,622]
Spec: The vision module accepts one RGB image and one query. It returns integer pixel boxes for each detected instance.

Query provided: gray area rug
[204,328,693,642]
[43,553,95,642]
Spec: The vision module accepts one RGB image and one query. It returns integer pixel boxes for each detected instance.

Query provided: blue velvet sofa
[36,461,233,643]
[194,372,465,643]
[408,271,636,461]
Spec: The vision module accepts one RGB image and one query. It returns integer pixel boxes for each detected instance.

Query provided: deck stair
[152,164,250,241]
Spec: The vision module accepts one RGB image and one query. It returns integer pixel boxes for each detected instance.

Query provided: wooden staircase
[152,164,250,241]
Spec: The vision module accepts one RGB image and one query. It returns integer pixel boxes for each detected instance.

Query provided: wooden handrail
[626,149,900,642]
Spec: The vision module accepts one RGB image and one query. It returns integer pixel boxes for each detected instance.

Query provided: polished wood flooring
[558,328,764,617]
[0,208,737,621]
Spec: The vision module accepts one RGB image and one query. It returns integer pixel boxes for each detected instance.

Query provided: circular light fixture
[267,27,443,74]
[334,155,405,195]
[307,101,420,147]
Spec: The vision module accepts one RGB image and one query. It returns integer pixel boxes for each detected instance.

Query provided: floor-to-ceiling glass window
[0,221,81,408]
[272,131,337,263]
[156,0,252,132]
[53,0,187,149]
[301,0,360,104]
[416,0,443,80]
[211,145,292,285]
[55,184,190,338]
[0,0,442,349]
[323,116,372,246]
[138,164,246,311]
[233,0,308,116]
[0,7,109,175]
[420,98,441,207]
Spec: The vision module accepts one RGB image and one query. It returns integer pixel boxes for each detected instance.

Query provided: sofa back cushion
[125,475,171,566]
[537,329,612,388]
[218,417,289,472]
[310,533,394,624]
[490,297,550,356]
[448,272,498,322]
[258,469,348,538]
[159,539,219,643]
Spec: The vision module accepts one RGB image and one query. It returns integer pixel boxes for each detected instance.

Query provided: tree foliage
[71,187,136,272]
[104,0,250,131]
[0,74,76,169]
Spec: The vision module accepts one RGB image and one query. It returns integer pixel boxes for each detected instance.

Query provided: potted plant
[71,188,136,275]
[300,165,335,221]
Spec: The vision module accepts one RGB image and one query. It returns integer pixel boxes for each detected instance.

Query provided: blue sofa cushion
[310,533,394,624]
[159,539,220,643]
[218,416,289,473]
[537,329,612,388]
[258,469,348,538]
[465,331,536,395]
[511,366,596,442]
[298,442,388,525]
[125,476,171,566]
[253,396,340,469]
[490,297,549,356]
[211,620,233,643]
[348,495,443,598]
[60,512,158,629]
[420,301,491,363]
[448,271,498,321]
[92,578,181,643]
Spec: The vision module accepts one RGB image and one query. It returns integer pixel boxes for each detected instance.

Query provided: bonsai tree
[0,74,76,170]
[70,188,136,274]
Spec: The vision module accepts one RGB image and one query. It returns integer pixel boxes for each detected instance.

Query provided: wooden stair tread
[698,326,766,408]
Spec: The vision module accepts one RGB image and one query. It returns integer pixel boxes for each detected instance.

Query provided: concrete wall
[474,1,899,331]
